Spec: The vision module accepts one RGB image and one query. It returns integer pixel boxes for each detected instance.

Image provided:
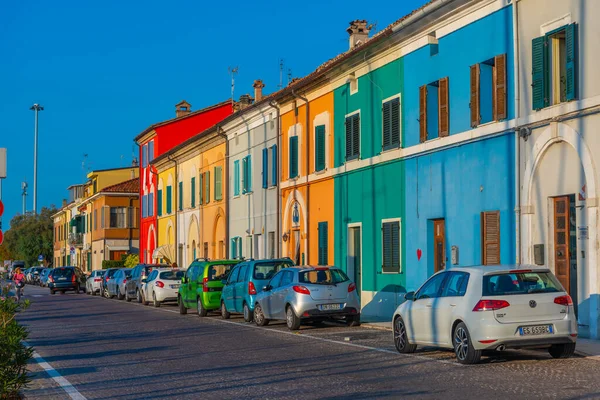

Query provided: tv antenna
[278,59,284,90]
[287,68,292,85]
[228,66,239,108]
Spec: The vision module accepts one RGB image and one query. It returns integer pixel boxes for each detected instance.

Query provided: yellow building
[52,203,71,267]
[155,165,176,263]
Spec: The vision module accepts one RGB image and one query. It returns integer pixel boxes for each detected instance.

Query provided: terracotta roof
[101,178,139,194]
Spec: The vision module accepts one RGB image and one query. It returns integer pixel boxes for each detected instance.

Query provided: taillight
[71,275,76,283]
[554,295,573,306]
[293,285,311,295]
[473,300,510,311]
[248,281,257,295]
[106,276,109,282]
[123,279,127,284]
[348,283,356,293]
[202,277,208,292]
[155,281,164,288]
[94,278,101,282]
[48,276,54,283]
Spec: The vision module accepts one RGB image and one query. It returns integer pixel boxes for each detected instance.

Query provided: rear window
[159,271,184,280]
[483,271,564,296]
[299,269,349,285]
[123,270,132,277]
[52,268,74,278]
[208,265,233,281]
[253,262,292,280]
[106,269,119,277]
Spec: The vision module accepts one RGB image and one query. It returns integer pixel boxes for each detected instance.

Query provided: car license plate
[170,284,180,289]
[319,304,342,311]
[58,277,67,281]
[519,325,553,336]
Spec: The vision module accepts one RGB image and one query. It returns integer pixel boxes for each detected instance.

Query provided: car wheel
[117,288,125,301]
[153,292,161,308]
[61,290,66,294]
[103,287,109,298]
[86,286,91,295]
[243,302,253,322]
[453,322,481,364]
[125,289,132,302]
[346,314,361,327]
[254,304,269,326]
[74,284,80,294]
[394,316,417,353]
[286,305,301,331]
[141,290,149,306]
[136,289,142,303]
[548,343,576,359]
[197,297,207,317]
[221,301,230,319]
[50,289,55,295]
[179,296,188,315]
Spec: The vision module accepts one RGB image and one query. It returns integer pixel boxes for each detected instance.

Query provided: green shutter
[318,222,328,265]
[262,148,268,188]
[242,158,247,194]
[271,145,277,186]
[532,36,548,110]
[191,177,196,208]
[166,186,172,214]
[231,238,237,258]
[238,237,243,258]
[199,173,203,205]
[289,136,298,178]
[345,114,359,160]
[345,116,352,160]
[205,171,210,204]
[234,160,240,196]
[215,166,222,200]
[178,181,183,210]
[247,155,252,191]
[382,221,400,273]
[390,98,400,147]
[157,189,162,216]
[565,23,578,101]
[382,98,400,150]
[315,125,325,172]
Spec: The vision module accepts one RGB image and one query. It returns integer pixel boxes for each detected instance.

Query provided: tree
[0,207,57,268]
[124,254,139,269]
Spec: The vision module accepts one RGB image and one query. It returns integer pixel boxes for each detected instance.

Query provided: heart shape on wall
[417,249,422,261]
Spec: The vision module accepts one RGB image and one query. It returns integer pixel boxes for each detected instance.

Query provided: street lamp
[30,103,43,214]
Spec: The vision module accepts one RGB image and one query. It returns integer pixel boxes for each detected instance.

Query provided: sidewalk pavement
[362,321,600,359]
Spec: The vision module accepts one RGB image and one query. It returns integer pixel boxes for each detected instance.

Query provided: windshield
[123,270,132,277]
[159,271,184,280]
[208,265,233,281]
[52,268,73,278]
[299,269,349,285]
[106,269,118,278]
[253,262,292,280]
[483,271,564,296]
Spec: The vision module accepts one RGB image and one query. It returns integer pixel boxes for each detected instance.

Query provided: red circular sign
[0,200,3,218]
[0,230,3,246]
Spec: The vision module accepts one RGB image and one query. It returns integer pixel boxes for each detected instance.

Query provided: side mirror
[181,277,187,284]
[141,278,147,283]
[405,291,415,301]
[262,285,271,292]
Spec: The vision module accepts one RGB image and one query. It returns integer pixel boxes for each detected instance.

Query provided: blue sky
[0,0,427,227]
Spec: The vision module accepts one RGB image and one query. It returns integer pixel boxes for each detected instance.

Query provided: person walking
[13,267,25,301]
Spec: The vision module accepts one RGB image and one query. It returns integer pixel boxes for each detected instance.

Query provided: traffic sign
[70,246,75,253]
[38,255,44,262]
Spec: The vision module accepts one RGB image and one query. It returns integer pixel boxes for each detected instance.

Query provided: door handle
[450,304,456,307]
[426,304,433,307]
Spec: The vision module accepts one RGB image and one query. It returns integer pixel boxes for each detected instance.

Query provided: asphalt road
[15,284,600,400]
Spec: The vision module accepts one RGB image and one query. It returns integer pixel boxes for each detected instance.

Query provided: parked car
[101,268,122,298]
[86,270,106,295]
[48,267,87,294]
[220,258,294,322]
[392,265,578,364]
[143,269,184,307]
[253,266,360,330]
[111,269,133,300]
[39,268,51,287]
[179,259,239,316]
[125,263,169,303]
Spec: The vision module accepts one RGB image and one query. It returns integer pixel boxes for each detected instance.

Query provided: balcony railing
[68,233,83,247]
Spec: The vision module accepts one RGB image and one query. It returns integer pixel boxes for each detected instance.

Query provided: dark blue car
[48,267,86,295]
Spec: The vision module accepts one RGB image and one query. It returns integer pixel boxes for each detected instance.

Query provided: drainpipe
[512,0,521,264]
[168,155,178,264]
[268,100,281,257]
[129,196,135,256]
[217,126,230,259]
[292,89,310,264]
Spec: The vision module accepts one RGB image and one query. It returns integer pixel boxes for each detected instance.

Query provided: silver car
[86,270,105,295]
[253,266,361,330]
[142,268,183,307]
[109,269,132,300]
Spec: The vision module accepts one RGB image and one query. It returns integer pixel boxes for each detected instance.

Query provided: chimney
[253,79,265,102]
[236,94,254,111]
[62,199,67,207]
[175,100,192,117]
[347,20,372,50]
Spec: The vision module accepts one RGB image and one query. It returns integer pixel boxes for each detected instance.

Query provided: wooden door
[349,227,362,299]
[434,219,446,273]
[554,196,570,293]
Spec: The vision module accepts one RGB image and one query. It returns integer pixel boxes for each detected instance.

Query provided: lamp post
[30,104,43,214]
[21,181,27,215]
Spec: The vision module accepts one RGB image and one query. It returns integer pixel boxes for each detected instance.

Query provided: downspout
[512,0,521,264]
[168,155,178,264]
[129,196,134,256]
[217,126,230,259]
[292,89,310,264]
[268,100,281,258]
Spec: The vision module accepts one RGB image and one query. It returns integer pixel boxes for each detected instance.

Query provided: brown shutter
[438,77,449,137]
[470,64,480,128]
[481,211,500,265]
[103,206,110,229]
[419,85,427,143]
[494,54,507,120]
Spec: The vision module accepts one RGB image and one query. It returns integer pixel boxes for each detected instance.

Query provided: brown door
[111,250,126,261]
[434,219,446,273]
[554,196,570,293]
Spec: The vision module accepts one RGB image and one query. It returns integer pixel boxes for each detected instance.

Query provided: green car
[178,259,239,316]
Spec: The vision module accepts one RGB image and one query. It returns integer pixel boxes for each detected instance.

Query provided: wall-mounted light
[282,233,289,242]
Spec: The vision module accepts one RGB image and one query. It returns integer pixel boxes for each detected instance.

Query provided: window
[532,24,577,110]
[242,155,252,193]
[268,231,275,259]
[483,271,563,296]
[300,269,349,285]
[204,171,210,204]
[441,272,470,297]
[109,207,128,228]
[382,220,400,273]
[101,206,105,229]
[382,97,400,150]
[262,148,268,188]
[416,272,447,300]
[271,145,277,187]
[148,193,154,217]
[93,209,97,230]
[345,113,360,161]
[148,140,155,163]
[142,144,148,168]
[236,265,248,282]
[481,210,500,265]
[289,136,298,178]
[191,177,196,208]
[199,173,203,205]
[233,160,240,196]
[470,54,507,127]
[419,77,449,142]
[280,270,294,287]
[178,181,183,211]
[318,222,328,265]
[315,125,326,172]
[166,186,172,214]
[142,194,147,218]
[269,271,284,289]
[157,189,163,217]
[214,166,222,201]
[231,236,242,259]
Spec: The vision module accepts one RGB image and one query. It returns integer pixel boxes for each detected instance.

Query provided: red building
[135,100,233,263]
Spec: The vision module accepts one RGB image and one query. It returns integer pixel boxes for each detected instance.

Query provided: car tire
[117,288,125,301]
[393,316,417,353]
[141,291,149,306]
[453,322,481,364]
[136,289,142,303]
[61,290,66,294]
[243,302,253,322]
[86,286,92,295]
[221,302,230,319]
[197,297,207,317]
[104,288,110,298]
[286,305,301,331]
[254,304,269,326]
[75,284,80,294]
[179,296,188,315]
[153,292,161,308]
[346,314,361,327]
[548,343,576,359]
[125,290,132,302]
[50,290,55,295]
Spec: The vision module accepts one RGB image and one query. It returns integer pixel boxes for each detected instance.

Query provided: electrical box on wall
[534,244,545,265]
[451,245,459,265]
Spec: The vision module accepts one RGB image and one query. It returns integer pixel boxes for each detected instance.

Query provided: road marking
[31,295,43,297]
[24,342,87,400]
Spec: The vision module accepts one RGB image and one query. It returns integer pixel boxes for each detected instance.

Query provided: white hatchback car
[142,268,184,307]
[392,265,577,364]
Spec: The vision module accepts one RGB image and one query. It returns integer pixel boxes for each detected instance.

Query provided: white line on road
[24,342,87,400]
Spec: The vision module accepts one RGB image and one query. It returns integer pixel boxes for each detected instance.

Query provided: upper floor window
[166,185,172,214]
[214,166,223,201]
[242,155,252,193]
[142,144,148,168]
[315,125,326,172]
[148,192,154,217]
[271,145,277,187]
[157,188,163,217]
[345,112,360,161]
[233,160,240,196]
[178,181,184,211]
[191,177,196,208]
[148,140,155,163]
[204,171,210,204]
[470,54,507,127]
[419,77,449,142]
[382,97,400,151]
[532,23,578,110]
[289,136,299,178]
[262,146,278,189]
[382,219,401,273]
